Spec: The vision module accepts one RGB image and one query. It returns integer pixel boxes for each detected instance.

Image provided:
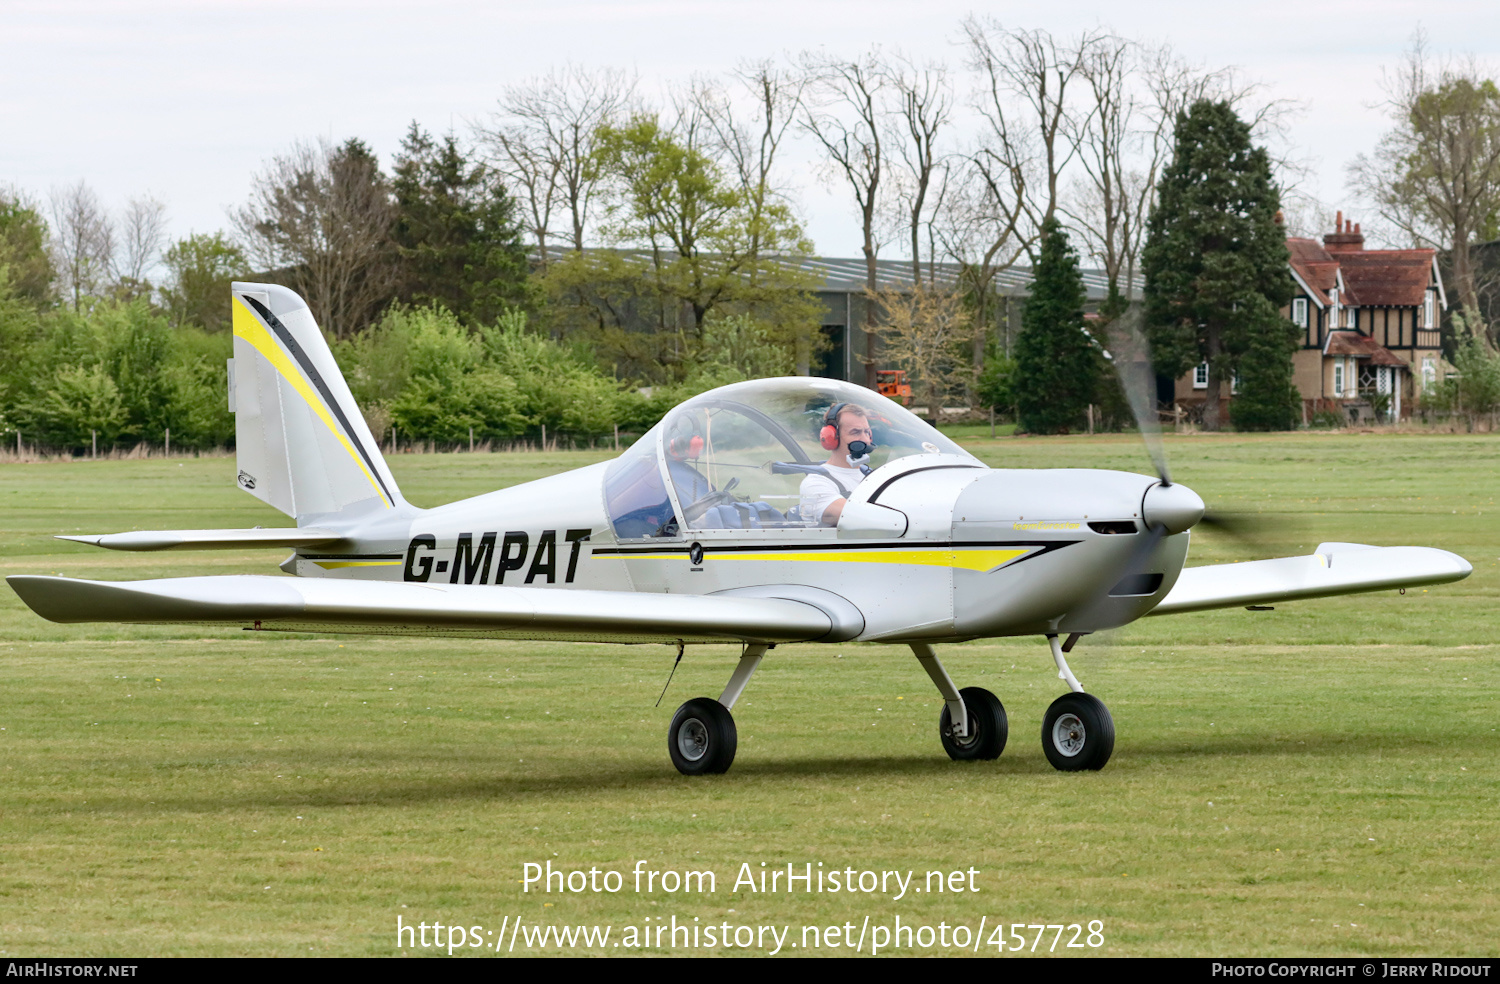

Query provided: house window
[1422,356,1436,394]
[1193,363,1208,389]
[1424,292,1435,328]
[1292,297,1308,327]
[1346,307,1357,328]
[1333,360,1344,397]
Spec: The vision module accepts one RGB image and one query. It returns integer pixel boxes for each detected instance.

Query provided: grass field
[1,432,1497,957]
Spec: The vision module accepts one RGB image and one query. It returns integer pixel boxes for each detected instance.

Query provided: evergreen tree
[392,123,531,326]
[1014,219,1100,434]
[1142,100,1295,431]
[1230,294,1303,430]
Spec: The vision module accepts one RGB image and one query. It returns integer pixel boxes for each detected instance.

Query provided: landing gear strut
[1040,634,1114,771]
[912,643,1008,761]
[666,644,766,776]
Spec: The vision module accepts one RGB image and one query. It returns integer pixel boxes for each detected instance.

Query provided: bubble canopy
[603,377,978,538]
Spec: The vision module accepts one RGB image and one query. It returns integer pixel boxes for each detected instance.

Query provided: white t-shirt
[799,464,867,526]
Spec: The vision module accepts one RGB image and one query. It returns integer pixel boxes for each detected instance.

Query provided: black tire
[1041,692,1115,771]
[667,697,738,775]
[939,686,1008,761]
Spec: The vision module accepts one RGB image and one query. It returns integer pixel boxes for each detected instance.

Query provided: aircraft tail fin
[228,283,404,524]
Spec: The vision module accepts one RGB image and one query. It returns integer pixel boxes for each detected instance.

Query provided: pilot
[801,403,874,527]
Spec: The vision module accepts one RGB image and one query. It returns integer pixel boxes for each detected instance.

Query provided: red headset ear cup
[689,435,704,457]
[819,424,838,451]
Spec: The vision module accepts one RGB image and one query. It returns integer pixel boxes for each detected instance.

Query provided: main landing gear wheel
[939,686,1008,761]
[668,697,738,775]
[1041,692,1115,771]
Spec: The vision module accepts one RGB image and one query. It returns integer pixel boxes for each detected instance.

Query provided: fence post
[541,424,546,450]
[165,427,170,457]
[92,430,97,459]
[469,426,474,453]
[1087,404,1094,435]
[989,407,995,439]
[613,423,619,452]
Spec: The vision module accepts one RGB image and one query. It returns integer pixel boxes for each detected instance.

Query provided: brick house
[1174,213,1447,423]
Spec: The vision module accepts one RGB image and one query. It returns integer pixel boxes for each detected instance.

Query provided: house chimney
[1324,211,1366,252]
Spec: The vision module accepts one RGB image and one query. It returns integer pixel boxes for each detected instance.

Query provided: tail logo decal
[232,295,394,508]
[237,470,257,490]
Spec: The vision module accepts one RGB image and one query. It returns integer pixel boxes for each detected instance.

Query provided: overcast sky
[3,0,1497,263]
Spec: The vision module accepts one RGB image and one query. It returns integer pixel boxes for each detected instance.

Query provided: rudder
[229,282,404,524]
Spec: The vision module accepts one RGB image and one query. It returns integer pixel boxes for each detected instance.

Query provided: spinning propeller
[1080,305,1277,612]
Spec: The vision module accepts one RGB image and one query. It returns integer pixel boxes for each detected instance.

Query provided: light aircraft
[7,283,1474,775]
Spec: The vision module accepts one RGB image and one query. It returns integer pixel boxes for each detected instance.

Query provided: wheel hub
[945,719,978,748]
[677,718,709,762]
[1052,712,1086,757]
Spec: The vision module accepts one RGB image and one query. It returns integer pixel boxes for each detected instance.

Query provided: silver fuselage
[288,453,1192,645]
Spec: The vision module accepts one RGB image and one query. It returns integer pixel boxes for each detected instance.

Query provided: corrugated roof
[788,255,1133,301]
[538,246,1137,302]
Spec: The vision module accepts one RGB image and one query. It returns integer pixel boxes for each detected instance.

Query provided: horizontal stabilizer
[57,529,345,552]
[1149,542,1471,616]
[5,575,847,645]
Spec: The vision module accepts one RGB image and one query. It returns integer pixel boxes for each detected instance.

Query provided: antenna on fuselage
[655,641,686,708]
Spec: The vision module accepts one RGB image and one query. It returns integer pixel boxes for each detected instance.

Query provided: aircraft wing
[56,528,344,551]
[1148,542,1472,616]
[5,574,848,645]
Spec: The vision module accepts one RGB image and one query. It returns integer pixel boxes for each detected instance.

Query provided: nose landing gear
[1040,633,1114,771]
[1041,691,1115,771]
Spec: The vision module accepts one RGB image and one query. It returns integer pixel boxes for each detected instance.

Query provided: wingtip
[56,534,103,546]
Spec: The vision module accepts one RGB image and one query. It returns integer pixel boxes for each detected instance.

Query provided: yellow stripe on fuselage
[313,560,402,570]
[625,547,1030,573]
[232,297,390,508]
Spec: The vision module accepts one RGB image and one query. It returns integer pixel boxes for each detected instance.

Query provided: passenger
[801,403,874,527]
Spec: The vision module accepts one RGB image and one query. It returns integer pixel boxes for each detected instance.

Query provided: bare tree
[885,52,954,285]
[962,18,1109,237]
[1349,31,1500,339]
[691,60,810,259]
[49,181,114,310]
[687,62,821,372]
[1061,36,1138,301]
[1062,39,1299,307]
[482,122,562,266]
[233,138,396,339]
[114,195,168,292]
[1142,44,1306,198]
[933,26,1045,368]
[932,156,1031,366]
[800,48,892,389]
[480,64,637,262]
